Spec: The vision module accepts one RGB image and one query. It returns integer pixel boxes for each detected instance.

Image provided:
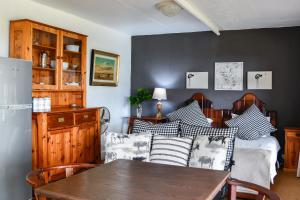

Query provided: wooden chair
[26,163,96,200]
[227,178,280,200]
[297,152,300,177]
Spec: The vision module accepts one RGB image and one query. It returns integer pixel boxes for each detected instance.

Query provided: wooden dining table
[35,160,230,200]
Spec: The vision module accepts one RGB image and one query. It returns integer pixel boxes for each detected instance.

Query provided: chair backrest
[227,178,280,200]
[26,163,96,196]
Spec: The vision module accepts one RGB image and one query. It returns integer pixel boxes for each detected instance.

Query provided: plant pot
[136,104,142,118]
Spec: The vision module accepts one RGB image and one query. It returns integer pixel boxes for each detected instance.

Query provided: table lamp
[152,88,167,119]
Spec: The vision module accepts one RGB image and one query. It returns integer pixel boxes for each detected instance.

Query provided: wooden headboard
[185,93,278,128]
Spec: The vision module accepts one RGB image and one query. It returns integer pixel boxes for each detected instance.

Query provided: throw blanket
[231,148,271,194]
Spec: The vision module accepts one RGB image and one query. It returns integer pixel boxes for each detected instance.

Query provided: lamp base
[156,101,163,119]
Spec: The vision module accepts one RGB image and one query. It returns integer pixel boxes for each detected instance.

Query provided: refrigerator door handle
[0,104,32,110]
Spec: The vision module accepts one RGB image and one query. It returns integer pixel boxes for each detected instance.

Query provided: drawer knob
[58,117,65,123]
[84,115,89,119]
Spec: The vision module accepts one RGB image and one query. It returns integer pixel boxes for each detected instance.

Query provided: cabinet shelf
[64,50,81,55]
[33,44,56,51]
[63,69,81,73]
[33,66,56,71]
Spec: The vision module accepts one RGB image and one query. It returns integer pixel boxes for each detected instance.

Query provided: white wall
[0,0,131,133]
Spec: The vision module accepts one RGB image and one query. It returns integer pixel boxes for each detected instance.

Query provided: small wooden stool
[297,152,300,177]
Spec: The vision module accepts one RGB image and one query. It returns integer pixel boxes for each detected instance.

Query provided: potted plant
[129,88,152,118]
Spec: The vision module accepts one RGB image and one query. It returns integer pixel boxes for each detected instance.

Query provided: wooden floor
[271,170,300,200]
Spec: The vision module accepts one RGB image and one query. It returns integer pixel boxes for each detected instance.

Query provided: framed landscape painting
[90,49,120,86]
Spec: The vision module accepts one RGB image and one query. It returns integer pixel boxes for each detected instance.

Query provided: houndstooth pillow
[181,123,238,170]
[167,100,210,127]
[225,104,276,140]
[131,119,180,136]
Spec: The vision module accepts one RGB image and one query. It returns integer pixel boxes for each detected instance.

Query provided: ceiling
[33,0,300,36]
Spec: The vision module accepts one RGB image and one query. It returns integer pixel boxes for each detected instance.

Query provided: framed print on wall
[90,49,120,86]
[247,71,272,90]
[215,62,243,91]
[186,72,208,89]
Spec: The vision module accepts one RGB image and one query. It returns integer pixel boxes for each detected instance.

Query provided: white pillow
[206,118,213,126]
[104,132,152,163]
[189,135,230,170]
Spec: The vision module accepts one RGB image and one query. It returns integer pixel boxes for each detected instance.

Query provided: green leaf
[129,88,152,106]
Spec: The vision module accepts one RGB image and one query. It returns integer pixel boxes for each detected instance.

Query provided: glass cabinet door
[31,24,59,90]
[60,31,86,91]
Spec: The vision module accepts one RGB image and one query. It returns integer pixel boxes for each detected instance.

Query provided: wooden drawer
[75,111,96,125]
[47,113,74,130]
[286,131,300,138]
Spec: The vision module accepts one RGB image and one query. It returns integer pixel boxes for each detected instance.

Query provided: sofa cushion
[104,132,152,163]
[189,135,231,170]
[181,123,238,170]
[150,135,193,167]
[131,119,180,136]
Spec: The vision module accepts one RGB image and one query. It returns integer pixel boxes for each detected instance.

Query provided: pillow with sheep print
[131,119,180,136]
[180,123,238,170]
[104,132,152,164]
[167,100,210,127]
[189,135,230,170]
[225,104,276,140]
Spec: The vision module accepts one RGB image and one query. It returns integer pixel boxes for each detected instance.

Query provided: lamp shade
[152,88,167,100]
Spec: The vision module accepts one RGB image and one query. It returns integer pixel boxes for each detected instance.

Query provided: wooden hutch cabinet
[9,19,100,174]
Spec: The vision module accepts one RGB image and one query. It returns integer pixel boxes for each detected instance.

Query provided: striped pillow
[150,135,193,167]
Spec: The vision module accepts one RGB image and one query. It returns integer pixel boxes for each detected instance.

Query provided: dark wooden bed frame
[184,92,278,129]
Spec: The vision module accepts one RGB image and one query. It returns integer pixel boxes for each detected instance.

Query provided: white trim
[174,0,221,35]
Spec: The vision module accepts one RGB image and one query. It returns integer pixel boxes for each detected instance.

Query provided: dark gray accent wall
[131,27,300,147]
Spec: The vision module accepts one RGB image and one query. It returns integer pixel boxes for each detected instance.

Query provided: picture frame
[90,49,120,86]
[186,72,208,89]
[215,62,243,91]
[247,71,272,90]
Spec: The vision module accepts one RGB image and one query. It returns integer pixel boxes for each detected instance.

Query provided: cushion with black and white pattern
[104,132,152,163]
[150,135,193,167]
[167,100,210,127]
[189,135,231,170]
[225,104,276,140]
[131,119,180,136]
[181,123,238,170]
